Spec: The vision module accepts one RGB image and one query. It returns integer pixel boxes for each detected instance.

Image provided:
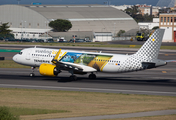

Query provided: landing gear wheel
[89,74,96,79]
[29,73,35,77]
[70,75,77,81]
[30,67,36,77]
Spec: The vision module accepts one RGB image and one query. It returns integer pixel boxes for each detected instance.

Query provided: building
[137,4,152,16]
[152,6,160,17]
[159,13,176,42]
[111,5,132,11]
[138,18,159,30]
[0,4,139,41]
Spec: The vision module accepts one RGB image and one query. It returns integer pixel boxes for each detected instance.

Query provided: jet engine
[39,63,61,77]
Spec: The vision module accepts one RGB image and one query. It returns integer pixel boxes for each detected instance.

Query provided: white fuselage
[13,47,131,72]
[13,47,166,73]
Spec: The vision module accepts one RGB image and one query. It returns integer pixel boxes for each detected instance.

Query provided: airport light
[45,21,49,41]
[24,21,26,39]
[114,23,116,36]
[72,35,77,43]
[21,20,23,39]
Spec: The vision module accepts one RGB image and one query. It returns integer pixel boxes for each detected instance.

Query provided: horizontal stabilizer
[165,60,176,62]
[142,62,155,69]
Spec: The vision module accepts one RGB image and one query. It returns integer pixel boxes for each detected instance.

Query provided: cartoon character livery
[13,29,168,80]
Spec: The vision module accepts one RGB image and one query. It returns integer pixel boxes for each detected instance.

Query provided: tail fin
[134,29,165,60]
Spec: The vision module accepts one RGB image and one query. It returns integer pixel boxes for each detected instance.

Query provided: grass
[0,60,29,68]
[0,88,176,120]
[0,41,176,50]
[8,107,69,116]
[102,114,176,120]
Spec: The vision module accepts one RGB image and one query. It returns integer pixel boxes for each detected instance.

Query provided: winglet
[52,49,61,64]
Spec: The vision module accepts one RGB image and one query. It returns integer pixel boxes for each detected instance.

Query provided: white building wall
[111,5,132,11]
[11,28,51,39]
[144,7,151,15]
[152,7,159,16]
[93,36,112,42]
[160,27,173,42]
[138,22,159,29]
[153,18,159,22]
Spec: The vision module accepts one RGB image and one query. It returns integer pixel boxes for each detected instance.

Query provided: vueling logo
[52,50,62,55]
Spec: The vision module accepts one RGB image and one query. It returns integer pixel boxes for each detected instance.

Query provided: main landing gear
[69,75,77,81]
[69,71,96,81]
[69,70,77,81]
[88,73,96,79]
[29,67,35,77]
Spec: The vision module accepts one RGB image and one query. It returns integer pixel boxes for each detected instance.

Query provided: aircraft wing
[51,49,97,73]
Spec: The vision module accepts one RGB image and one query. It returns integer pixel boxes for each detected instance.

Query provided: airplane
[13,29,169,80]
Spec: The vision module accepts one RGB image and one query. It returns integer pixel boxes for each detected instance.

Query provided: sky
[0,0,160,6]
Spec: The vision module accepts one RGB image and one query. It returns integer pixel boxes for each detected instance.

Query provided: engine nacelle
[39,63,60,77]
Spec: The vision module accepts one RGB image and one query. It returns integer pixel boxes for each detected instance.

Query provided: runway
[0,64,176,96]
[0,45,176,96]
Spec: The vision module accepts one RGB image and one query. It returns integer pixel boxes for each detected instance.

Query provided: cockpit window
[19,52,23,55]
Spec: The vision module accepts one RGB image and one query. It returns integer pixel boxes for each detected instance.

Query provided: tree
[0,23,12,34]
[49,19,72,32]
[152,26,159,30]
[125,6,140,18]
[0,23,14,39]
[117,30,125,37]
[124,6,154,23]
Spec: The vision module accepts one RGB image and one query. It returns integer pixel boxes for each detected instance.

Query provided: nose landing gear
[29,67,35,77]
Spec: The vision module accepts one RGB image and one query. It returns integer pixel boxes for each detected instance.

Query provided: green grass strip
[0,60,29,68]
[3,106,70,116]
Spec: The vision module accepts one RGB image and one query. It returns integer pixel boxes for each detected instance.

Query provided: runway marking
[0,84,176,95]
[162,71,167,73]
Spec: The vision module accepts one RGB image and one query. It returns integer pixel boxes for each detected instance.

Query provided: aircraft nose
[13,54,18,62]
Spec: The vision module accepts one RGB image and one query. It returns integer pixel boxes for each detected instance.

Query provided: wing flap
[56,61,97,72]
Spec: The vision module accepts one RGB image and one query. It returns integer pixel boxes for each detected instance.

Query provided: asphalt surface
[45,109,176,120]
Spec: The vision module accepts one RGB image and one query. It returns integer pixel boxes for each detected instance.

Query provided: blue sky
[0,0,159,6]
